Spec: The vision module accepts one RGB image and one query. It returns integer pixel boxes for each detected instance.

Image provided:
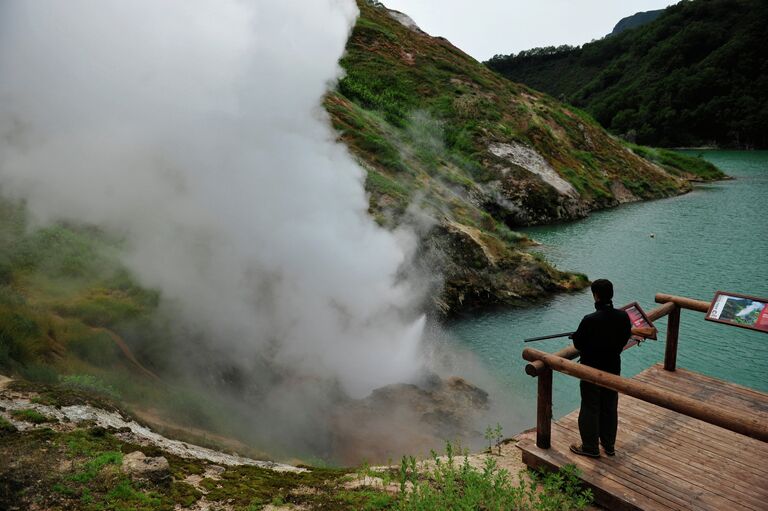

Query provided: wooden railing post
[536,368,553,448]
[664,305,680,371]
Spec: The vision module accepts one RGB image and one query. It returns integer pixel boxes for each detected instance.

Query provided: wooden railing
[522,293,768,449]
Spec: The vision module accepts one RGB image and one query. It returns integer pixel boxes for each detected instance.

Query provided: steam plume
[0,0,427,397]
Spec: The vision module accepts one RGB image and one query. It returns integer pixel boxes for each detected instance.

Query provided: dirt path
[97,327,163,383]
[51,313,163,383]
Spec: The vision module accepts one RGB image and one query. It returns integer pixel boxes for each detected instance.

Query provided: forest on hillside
[487,0,768,148]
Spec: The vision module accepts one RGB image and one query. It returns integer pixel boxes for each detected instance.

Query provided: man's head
[591,278,613,303]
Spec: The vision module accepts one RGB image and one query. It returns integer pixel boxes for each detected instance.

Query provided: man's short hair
[591,279,614,301]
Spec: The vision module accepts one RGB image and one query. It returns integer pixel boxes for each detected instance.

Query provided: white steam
[0,0,426,397]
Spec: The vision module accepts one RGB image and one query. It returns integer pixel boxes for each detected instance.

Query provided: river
[449,151,768,433]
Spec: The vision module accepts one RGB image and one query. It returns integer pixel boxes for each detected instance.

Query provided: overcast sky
[381,0,679,61]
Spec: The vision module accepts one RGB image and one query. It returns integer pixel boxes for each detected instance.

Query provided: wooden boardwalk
[518,364,768,511]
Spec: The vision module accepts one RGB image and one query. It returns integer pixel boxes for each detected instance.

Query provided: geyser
[0,0,427,397]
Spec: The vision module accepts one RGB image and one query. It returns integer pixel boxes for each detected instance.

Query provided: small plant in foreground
[0,415,17,433]
[484,423,504,455]
[395,441,593,510]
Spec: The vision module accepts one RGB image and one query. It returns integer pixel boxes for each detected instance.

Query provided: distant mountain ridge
[487,0,768,148]
[609,9,664,36]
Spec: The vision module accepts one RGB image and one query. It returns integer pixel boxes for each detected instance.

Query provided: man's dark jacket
[571,301,631,374]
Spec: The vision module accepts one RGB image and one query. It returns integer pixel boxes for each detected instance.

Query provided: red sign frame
[621,301,656,349]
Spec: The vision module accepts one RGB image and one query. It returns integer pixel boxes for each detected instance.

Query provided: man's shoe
[569,443,600,458]
[602,446,616,456]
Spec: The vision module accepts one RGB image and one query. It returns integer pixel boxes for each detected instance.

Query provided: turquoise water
[449,151,768,431]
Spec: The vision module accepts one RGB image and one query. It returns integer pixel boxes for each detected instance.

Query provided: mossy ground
[0,425,389,511]
[0,406,593,511]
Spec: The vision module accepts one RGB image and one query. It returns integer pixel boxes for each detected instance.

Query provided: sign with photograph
[621,302,656,349]
[706,291,768,333]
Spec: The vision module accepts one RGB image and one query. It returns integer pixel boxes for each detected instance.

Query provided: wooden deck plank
[615,404,768,477]
[518,365,768,511]
[555,411,768,507]
[548,425,699,510]
[634,365,768,418]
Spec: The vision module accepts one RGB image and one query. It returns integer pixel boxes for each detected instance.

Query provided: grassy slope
[335,1,698,216]
[325,0,723,311]
[0,202,272,458]
[486,0,768,148]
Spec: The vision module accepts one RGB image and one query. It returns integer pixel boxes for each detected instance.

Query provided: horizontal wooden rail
[523,347,768,442]
[524,301,677,377]
[655,293,709,313]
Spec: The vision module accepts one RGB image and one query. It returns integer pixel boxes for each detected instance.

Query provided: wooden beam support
[536,368,553,448]
[522,348,768,442]
[664,305,681,371]
[647,301,675,321]
[655,293,709,313]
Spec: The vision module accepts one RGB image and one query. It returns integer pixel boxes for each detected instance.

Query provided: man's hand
[632,326,657,338]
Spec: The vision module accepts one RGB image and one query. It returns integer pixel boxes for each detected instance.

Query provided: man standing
[569,279,648,458]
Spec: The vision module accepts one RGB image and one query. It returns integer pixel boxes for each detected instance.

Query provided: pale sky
[381,0,679,61]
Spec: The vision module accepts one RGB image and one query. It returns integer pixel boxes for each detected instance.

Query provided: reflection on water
[449,151,768,432]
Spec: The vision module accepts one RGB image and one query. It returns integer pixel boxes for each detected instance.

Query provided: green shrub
[0,258,12,285]
[11,225,107,278]
[69,451,123,483]
[627,143,724,180]
[60,374,120,400]
[68,331,119,366]
[395,442,593,510]
[0,311,39,369]
[0,416,17,433]
[20,363,60,384]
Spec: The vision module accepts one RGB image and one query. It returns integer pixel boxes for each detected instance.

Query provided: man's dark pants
[578,380,618,454]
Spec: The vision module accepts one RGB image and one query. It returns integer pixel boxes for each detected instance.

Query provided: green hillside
[610,9,663,36]
[487,0,768,148]
[329,0,723,311]
[0,0,725,416]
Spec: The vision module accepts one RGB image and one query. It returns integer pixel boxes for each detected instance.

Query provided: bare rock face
[422,222,588,314]
[330,376,490,464]
[121,451,170,487]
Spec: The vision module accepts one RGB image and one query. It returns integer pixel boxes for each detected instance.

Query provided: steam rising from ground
[0,0,427,397]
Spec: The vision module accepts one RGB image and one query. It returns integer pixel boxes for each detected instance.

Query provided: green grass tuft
[60,374,121,400]
[10,408,53,424]
[626,143,724,180]
[0,416,17,433]
[395,442,593,510]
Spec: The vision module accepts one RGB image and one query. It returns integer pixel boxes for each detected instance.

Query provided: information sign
[621,302,656,349]
[706,291,768,334]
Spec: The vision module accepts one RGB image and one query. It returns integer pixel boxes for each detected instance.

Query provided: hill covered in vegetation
[329,0,723,311]
[487,0,768,148]
[609,9,663,36]
[0,0,725,468]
